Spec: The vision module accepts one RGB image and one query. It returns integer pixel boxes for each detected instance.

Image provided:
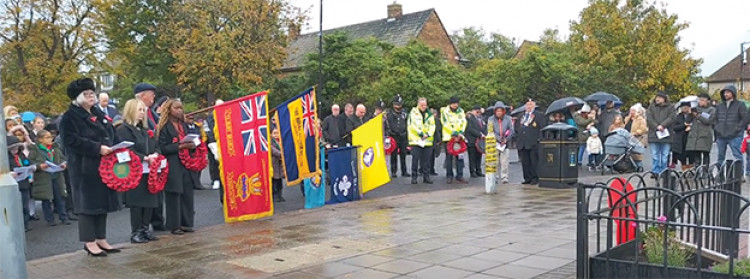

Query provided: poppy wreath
[384,136,397,155]
[179,143,208,171]
[147,154,169,194]
[447,136,467,156]
[99,149,143,192]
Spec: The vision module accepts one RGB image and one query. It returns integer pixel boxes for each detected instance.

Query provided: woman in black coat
[59,78,120,257]
[116,99,160,243]
[157,99,197,235]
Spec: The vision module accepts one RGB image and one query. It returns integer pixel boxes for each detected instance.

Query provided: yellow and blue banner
[352,114,390,193]
[275,87,320,185]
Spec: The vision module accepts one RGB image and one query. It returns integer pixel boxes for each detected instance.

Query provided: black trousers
[519,148,539,182]
[209,149,225,204]
[150,192,165,229]
[63,170,74,212]
[428,143,439,173]
[390,136,408,174]
[689,151,710,166]
[272,178,283,198]
[130,207,154,233]
[411,146,433,178]
[444,145,465,179]
[78,213,107,242]
[468,145,482,175]
[165,188,195,230]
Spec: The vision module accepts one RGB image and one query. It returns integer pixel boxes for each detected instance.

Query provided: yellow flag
[352,114,390,193]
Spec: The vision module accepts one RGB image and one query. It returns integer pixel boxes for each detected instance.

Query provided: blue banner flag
[304,146,326,209]
[327,146,360,204]
[275,87,320,185]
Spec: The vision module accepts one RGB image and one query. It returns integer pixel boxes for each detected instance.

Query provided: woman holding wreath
[157,99,203,235]
[59,78,120,257]
[117,99,161,243]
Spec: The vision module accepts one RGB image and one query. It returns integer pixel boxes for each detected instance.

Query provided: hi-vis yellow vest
[407,107,436,146]
[440,106,467,142]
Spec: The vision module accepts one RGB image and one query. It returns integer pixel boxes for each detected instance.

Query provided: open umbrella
[545,97,585,116]
[21,111,36,123]
[585,91,621,103]
[674,95,698,109]
[510,105,543,117]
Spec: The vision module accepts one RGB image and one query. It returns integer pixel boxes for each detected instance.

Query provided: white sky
[292,0,750,77]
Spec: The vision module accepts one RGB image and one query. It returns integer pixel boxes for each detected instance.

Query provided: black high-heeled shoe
[83,245,107,257]
[96,244,121,253]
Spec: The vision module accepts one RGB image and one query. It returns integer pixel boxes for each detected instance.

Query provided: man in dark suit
[514,98,547,185]
[134,82,165,230]
[465,105,486,178]
[97,93,120,119]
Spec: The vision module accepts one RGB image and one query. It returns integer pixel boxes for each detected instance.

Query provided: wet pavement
[27,177,589,279]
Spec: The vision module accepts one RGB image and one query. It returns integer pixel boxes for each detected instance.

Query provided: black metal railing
[577,161,748,278]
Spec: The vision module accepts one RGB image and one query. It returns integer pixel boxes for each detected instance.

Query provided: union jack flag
[240,95,268,156]
[301,92,316,137]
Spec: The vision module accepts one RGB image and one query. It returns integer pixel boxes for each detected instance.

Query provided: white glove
[208,142,220,160]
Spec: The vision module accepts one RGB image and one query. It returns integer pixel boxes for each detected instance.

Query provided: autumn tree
[161,0,305,106]
[0,0,107,114]
[451,27,517,65]
[102,0,176,101]
[570,0,702,104]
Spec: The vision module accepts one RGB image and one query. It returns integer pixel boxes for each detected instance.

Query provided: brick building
[282,3,462,73]
[705,48,750,97]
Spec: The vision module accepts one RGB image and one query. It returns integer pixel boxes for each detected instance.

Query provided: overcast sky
[293,0,750,77]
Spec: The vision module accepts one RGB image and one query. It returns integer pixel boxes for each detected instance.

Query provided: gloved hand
[451,131,458,137]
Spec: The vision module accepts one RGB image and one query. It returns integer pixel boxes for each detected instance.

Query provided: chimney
[387,2,402,19]
[288,23,300,41]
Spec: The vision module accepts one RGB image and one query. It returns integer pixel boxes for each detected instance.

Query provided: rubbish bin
[537,123,578,188]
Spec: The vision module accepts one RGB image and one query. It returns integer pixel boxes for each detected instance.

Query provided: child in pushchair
[600,128,647,174]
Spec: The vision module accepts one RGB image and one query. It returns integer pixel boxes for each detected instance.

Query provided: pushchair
[600,128,647,174]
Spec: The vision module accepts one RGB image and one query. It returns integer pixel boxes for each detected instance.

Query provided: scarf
[38,143,54,161]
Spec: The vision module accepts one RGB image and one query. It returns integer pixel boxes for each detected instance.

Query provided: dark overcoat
[158,121,192,194]
[59,104,120,215]
[117,122,158,208]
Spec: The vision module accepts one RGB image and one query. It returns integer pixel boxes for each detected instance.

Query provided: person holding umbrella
[515,98,547,185]
[646,92,676,174]
[671,102,694,170]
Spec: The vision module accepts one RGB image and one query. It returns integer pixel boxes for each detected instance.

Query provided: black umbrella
[584,91,621,103]
[545,97,585,116]
[510,105,542,117]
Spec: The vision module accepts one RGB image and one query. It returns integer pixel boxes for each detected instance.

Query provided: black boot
[411,175,418,184]
[402,171,410,177]
[143,226,159,241]
[131,229,149,244]
[423,174,433,184]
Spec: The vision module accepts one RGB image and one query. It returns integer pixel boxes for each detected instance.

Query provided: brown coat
[271,139,284,179]
[625,114,648,147]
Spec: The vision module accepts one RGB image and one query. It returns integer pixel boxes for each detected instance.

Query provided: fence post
[576,183,588,278]
[722,160,742,257]
[661,171,677,221]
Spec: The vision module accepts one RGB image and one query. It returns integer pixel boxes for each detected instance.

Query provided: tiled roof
[282,9,435,71]
[706,49,750,83]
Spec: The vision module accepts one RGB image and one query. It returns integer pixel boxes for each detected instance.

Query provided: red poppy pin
[172,137,178,143]
[90,116,97,123]
[148,130,154,138]
[105,116,113,122]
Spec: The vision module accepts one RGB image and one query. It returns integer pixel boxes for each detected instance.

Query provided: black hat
[66,78,96,100]
[656,91,668,99]
[155,96,169,108]
[375,99,385,109]
[449,96,460,104]
[6,135,22,148]
[679,101,691,107]
[524,97,535,104]
[133,83,157,95]
[392,94,403,105]
[472,105,482,110]
[698,93,711,100]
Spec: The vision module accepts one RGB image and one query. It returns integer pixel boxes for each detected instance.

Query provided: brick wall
[417,12,459,64]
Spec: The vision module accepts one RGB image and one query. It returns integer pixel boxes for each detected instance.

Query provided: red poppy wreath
[384,136,397,155]
[148,154,169,194]
[100,149,143,192]
[447,136,467,156]
[179,143,208,171]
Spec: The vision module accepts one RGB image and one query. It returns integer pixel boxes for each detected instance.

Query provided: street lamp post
[0,64,28,278]
[740,41,750,95]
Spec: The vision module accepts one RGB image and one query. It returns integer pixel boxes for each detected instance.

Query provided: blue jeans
[578,144,586,165]
[650,142,671,174]
[716,136,743,165]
